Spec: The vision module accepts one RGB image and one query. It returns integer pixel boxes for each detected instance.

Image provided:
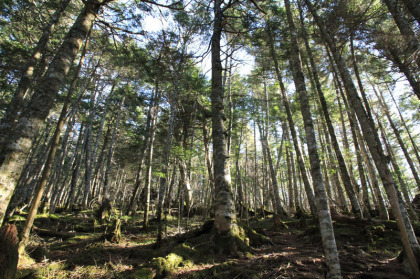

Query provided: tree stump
[96,199,112,222]
[0,224,19,279]
[110,218,122,243]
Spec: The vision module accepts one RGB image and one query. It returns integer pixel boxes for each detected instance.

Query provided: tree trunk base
[210,223,271,257]
[0,224,19,279]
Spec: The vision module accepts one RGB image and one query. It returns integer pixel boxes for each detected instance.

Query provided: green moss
[32,262,68,278]
[152,253,184,276]
[49,214,59,220]
[173,243,199,260]
[133,268,154,279]
[9,215,26,222]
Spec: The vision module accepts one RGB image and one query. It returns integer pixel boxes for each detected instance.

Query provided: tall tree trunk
[126,83,159,215]
[66,124,85,210]
[330,47,388,219]
[18,32,91,254]
[306,1,420,275]
[267,24,317,217]
[299,5,362,219]
[377,113,413,208]
[0,0,107,226]
[210,0,239,254]
[89,84,114,200]
[400,0,420,25]
[387,84,420,167]
[102,97,124,200]
[374,86,420,191]
[0,0,71,148]
[284,1,341,277]
[382,0,420,68]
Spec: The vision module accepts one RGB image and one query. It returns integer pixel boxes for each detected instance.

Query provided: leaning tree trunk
[374,87,420,191]
[330,48,389,220]
[305,0,420,275]
[400,0,420,25]
[387,85,420,167]
[299,4,362,219]
[377,114,414,211]
[284,1,341,277]
[0,0,71,150]
[18,32,91,254]
[267,24,317,217]
[382,0,420,68]
[0,0,107,226]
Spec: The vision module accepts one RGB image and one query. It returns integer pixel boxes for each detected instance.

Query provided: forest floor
[12,208,414,279]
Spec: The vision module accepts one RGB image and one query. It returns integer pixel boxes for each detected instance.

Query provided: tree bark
[210,0,239,254]
[299,5,362,219]
[102,97,124,200]
[267,24,317,217]
[285,1,341,277]
[0,0,71,149]
[18,32,91,254]
[0,0,107,226]
[306,0,420,275]
[0,224,18,279]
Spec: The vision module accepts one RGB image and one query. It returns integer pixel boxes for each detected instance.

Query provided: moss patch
[152,253,184,277]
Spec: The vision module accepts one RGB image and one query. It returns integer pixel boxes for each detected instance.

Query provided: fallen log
[33,227,76,239]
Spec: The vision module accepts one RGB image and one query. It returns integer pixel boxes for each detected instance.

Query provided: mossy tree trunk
[210,0,241,255]
[18,33,91,255]
[0,0,110,226]
[0,0,71,151]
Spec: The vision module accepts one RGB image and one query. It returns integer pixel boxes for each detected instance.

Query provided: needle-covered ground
[11,208,414,279]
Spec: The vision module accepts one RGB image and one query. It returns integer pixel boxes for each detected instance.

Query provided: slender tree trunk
[267,24,317,217]
[387,84,420,167]
[299,6,362,219]
[102,97,124,200]
[0,0,107,226]
[374,87,420,191]
[66,124,85,210]
[285,1,341,277]
[0,0,71,148]
[18,32,91,254]
[331,48,388,219]
[143,98,159,227]
[382,0,420,68]
[306,1,420,275]
[400,0,420,25]
[377,114,413,208]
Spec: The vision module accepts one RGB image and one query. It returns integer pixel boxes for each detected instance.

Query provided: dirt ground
[13,210,413,278]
